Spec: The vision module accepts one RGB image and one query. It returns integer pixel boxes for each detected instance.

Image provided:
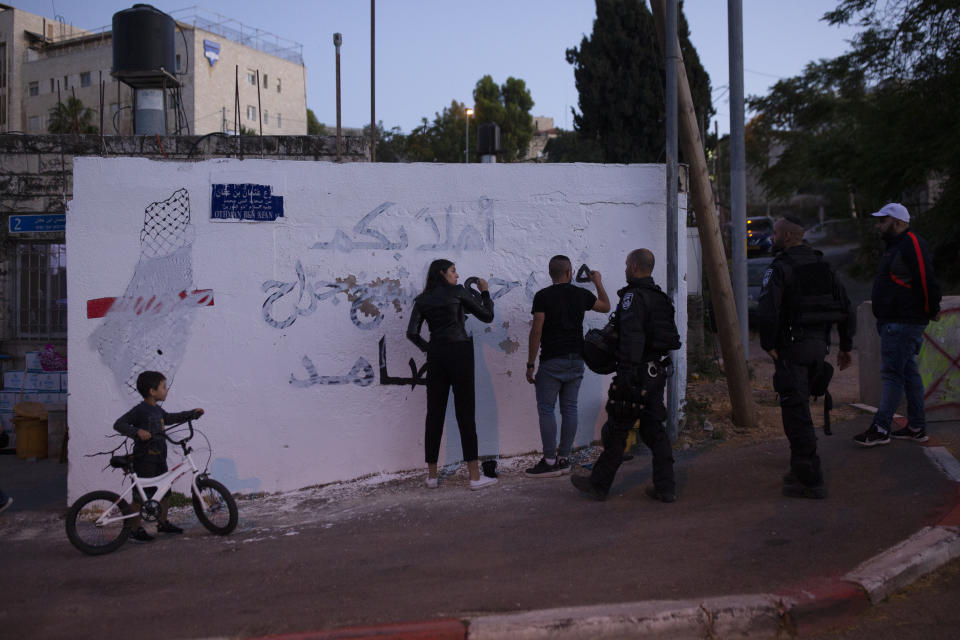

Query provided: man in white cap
[854,203,941,447]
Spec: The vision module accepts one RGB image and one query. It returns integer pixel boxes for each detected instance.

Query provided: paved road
[1,414,956,639]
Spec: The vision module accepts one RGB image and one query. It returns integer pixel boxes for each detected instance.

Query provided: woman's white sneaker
[425,476,439,489]
[469,476,498,491]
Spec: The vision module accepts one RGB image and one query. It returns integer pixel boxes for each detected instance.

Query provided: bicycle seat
[109,454,134,471]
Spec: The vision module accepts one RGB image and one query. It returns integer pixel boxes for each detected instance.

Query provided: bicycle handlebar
[161,417,197,446]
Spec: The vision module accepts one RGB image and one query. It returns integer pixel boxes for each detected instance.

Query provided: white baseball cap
[870,202,910,223]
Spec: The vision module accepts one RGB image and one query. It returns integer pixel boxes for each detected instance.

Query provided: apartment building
[0,4,307,135]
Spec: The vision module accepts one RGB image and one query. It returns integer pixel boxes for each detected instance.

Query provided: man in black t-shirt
[525,255,610,477]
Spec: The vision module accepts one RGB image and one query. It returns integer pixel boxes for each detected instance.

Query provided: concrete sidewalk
[1,414,958,639]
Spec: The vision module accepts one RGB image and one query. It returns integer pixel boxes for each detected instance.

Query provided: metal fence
[15,242,67,339]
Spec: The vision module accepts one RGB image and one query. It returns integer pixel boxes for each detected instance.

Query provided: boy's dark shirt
[532,283,597,361]
[113,402,197,462]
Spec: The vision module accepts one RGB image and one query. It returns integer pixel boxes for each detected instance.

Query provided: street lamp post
[465,107,473,163]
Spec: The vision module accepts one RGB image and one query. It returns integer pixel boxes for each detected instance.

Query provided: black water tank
[112,4,175,77]
[477,123,501,155]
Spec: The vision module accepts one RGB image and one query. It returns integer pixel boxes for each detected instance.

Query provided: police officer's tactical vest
[779,254,848,328]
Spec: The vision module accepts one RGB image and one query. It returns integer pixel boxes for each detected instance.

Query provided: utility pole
[665,0,680,440]
[370,0,376,162]
[728,0,749,359]
[334,33,342,161]
[650,0,757,430]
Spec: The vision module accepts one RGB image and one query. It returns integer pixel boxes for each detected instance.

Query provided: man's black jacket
[872,228,941,324]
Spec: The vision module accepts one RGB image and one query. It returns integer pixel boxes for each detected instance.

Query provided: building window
[246,105,256,121]
[247,70,256,86]
[15,243,67,338]
[63,75,69,89]
[262,109,268,124]
[277,113,281,128]
[263,73,268,88]
[277,77,281,93]
[50,78,55,92]
[176,53,182,72]
[80,71,91,88]
[0,42,6,90]
[29,81,39,96]
[28,115,41,131]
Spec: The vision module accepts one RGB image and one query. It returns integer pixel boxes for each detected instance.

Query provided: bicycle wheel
[192,477,238,535]
[65,491,133,555]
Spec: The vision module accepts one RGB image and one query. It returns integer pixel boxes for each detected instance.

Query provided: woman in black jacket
[407,259,497,490]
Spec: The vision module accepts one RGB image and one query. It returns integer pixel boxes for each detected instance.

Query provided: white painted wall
[67,158,687,501]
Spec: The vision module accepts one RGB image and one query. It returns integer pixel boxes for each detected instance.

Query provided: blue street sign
[8,214,66,233]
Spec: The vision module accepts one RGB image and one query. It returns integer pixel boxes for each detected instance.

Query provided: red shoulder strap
[906,232,930,315]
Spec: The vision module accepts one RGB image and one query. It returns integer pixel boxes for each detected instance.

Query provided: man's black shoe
[130,527,155,542]
[524,458,564,478]
[570,474,606,501]
[157,520,184,534]
[853,423,890,447]
[645,486,677,503]
[890,425,929,442]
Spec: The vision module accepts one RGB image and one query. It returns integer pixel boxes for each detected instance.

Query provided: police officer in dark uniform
[757,216,855,499]
[571,248,681,502]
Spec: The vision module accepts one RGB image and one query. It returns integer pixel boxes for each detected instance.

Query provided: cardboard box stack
[1,351,68,450]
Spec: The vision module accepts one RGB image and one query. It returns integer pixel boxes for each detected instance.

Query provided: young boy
[114,371,203,542]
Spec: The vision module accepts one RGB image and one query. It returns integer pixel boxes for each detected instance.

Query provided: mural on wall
[88,189,212,394]
[262,197,552,388]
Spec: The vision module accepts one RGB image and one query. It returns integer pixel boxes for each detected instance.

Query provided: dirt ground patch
[677,331,863,451]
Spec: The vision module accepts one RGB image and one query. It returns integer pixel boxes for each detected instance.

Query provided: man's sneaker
[425,476,439,489]
[130,527,155,542]
[890,426,929,442]
[570,474,606,501]
[645,486,677,503]
[782,482,828,499]
[469,475,498,491]
[524,458,563,478]
[0,496,12,514]
[555,457,572,475]
[157,520,184,534]
[853,424,891,447]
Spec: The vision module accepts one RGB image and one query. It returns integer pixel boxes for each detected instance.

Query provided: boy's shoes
[890,425,929,442]
[0,496,12,514]
[570,474,606,501]
[853,423,891,447]
[130,527,155,542]
[524,458,564,478]
[157,520,184,534]
[645,486,677,503]
[469,476,498,491]
[425,476,439,489]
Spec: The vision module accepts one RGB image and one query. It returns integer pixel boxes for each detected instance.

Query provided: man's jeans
[534,356,585,459]
[875,322,927,432]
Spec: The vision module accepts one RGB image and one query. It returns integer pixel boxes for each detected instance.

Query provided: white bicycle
[65,419,238,555]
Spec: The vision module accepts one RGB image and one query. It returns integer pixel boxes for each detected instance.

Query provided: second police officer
[757,216,855,499]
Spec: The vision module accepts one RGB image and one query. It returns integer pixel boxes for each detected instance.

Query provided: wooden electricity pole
[650,0,757,429]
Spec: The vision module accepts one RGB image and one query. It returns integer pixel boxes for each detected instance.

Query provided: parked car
[746,255,775,327]
[746,216,774,256]
[805,218,860,246]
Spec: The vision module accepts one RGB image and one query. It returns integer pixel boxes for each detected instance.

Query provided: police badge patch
[622,292,634,310]
[762,268,773,288]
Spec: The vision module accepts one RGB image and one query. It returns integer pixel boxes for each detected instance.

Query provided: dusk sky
[18,1,860,135]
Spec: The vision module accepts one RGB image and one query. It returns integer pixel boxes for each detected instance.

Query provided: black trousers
[590,373,674,495]
[773,339,827,487]
[424,340,479,464]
